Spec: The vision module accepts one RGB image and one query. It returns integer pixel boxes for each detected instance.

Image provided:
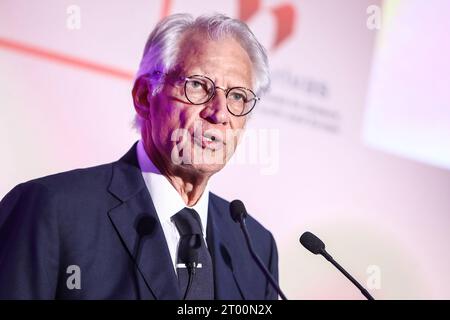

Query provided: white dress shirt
[136,140,210,272]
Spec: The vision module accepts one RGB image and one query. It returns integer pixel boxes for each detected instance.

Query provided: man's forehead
[173,33,253,85]
[176,31,248,62]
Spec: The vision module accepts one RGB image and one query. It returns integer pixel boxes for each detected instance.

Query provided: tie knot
[172,207,203,236]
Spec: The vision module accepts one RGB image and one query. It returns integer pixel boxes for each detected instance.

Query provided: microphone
[182,235,201,300]
[299,231,374,300]
[230,200,288,300]
[179,234,201,272]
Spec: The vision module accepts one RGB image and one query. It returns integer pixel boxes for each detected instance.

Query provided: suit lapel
[207,195,258,300]
[107,143,180,300]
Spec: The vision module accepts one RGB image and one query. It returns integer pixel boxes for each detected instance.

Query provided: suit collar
[207,195,259,300]
[107,142,181,300]
[108,142,145,202]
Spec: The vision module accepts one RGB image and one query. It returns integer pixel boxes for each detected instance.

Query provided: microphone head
[300,231,325,255]
[135,216,156,237]
[186,247,200,265]
[229,199,248,223]
[181,235,201,265]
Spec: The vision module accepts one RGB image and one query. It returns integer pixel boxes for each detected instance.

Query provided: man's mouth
[204,132,221,142]
[193,132,225,150]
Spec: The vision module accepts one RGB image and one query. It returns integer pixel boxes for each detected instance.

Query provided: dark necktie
[172,207,214,300]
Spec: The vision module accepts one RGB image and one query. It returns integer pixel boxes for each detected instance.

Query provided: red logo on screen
[161,0,297,50]
[238,0,296,50]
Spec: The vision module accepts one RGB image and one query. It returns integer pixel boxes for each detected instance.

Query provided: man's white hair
[133,13,270,129]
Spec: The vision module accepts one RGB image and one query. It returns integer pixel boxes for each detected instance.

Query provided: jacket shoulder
[23,162,114,196]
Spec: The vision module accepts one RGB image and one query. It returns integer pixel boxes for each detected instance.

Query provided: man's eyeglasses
[149,72,260,117]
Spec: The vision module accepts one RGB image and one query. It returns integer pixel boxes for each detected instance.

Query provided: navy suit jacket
[0,144,279,300]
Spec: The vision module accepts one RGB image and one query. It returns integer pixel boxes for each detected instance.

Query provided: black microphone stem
[320,249,374,300]
[239,219,288,300]
[184,265,196,300]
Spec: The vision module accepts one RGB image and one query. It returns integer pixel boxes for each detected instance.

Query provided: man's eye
[189,80,204,89]
[230,92,246,101]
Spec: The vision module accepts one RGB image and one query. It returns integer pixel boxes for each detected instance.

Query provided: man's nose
[201,88,229,125]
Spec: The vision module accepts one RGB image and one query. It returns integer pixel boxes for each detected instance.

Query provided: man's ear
[132,76,152,120]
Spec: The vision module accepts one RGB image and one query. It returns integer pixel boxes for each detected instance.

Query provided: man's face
[144,33,254,176]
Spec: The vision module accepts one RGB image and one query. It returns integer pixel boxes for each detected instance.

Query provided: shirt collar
[136,140,209,234]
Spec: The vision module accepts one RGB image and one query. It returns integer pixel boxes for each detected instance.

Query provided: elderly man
[0,13,278,300]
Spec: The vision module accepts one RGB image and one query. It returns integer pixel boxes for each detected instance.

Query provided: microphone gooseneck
[300,231,375,300]
[183,235,201,300]
[230,200,288,300]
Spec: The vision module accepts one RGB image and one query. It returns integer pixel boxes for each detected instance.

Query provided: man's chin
[181,161,227,176]
[169,141,234,175]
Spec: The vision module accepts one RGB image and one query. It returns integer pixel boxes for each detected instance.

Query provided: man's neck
[163,173,209,207]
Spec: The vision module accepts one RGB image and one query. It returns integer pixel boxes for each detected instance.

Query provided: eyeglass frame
[147,71,260,117]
